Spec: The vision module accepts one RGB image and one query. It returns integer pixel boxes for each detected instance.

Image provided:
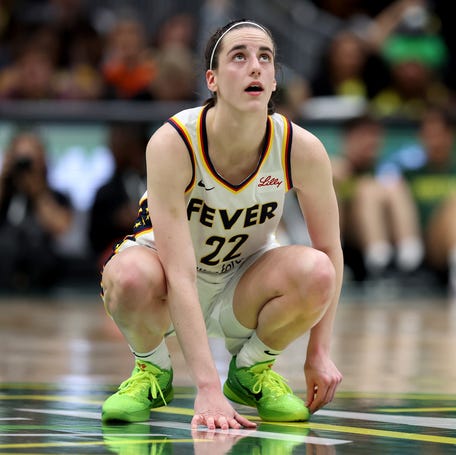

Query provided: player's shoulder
[148,106,203,148]
[169,105,205,125]
[290,121,326,157]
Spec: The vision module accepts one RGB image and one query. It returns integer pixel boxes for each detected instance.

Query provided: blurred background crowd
[0,0,455,297]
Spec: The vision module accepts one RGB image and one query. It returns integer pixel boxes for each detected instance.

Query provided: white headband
[209,21,269,71]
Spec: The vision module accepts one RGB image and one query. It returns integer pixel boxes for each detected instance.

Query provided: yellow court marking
[337,391,456,401]
[152,406,194,416]
[5,395,456,446]
[154,407,456,445]
[260,421,456,445]
[310,423,456,445]
[376,407,456,413]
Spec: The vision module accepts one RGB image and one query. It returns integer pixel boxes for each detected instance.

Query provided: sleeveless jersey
[125,105,293,274]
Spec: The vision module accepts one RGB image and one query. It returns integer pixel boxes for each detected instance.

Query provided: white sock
[396,237,424,272]
[130,339,172,370]
[364,241,393,275]
[236,332,282,368]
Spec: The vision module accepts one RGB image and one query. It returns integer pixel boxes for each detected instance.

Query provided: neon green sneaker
[223,356,310,422]
[102,360,173,423]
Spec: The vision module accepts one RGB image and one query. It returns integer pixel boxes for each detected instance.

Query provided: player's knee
[310,251,336,300]
[102,251,165,315]
[113,263,144,296]
[294,250,336,308]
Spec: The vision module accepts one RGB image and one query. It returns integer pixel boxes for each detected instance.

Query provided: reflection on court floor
[1,384,455,454]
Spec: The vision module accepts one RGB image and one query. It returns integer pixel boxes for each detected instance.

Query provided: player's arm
[290,124,344,411]
[146,123,255,429]
[146,123,219,388]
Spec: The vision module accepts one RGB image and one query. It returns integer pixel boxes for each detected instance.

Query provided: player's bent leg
[233,245,336,347]
[101,246,174,423]
[223,245,336,421]
[101,245,170,347]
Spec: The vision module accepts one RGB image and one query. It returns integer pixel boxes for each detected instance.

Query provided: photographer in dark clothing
[0,131,74,292]
[88,122,148,267]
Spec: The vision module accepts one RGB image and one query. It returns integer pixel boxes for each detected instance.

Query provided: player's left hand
[304,353,342,413]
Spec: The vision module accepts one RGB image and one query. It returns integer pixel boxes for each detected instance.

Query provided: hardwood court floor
[1,280,456,454]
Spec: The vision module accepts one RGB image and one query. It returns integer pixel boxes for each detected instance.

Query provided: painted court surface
[1,284,455,453]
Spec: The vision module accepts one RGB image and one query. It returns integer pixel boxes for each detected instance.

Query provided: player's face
[207,27,276,112]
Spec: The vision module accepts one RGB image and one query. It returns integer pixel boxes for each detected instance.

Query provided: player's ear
[206,69,217,93]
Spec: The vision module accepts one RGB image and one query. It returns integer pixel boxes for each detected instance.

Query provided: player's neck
[207,105,268,158]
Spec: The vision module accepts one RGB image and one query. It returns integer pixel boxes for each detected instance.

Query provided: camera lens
[12,157,33,174]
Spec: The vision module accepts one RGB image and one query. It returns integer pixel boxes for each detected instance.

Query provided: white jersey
[123,105,294,274]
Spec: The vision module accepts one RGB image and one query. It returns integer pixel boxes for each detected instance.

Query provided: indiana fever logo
[187,198,278,228]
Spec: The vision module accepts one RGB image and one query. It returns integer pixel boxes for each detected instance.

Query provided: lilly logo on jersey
[258,174,283,189]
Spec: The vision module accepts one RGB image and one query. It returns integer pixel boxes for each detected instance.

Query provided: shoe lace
[249,364,293,396]
[118,365,167,405]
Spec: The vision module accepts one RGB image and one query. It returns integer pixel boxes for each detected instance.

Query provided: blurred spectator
[274,70,310,121]
[149,46,199,101]
[55,59,104,100]
[52,5,104,100]
[0,42,58,99]
[11,0,102,68]
[0,1,13,68]
[147,12,199,101]
[310,0,429,45]
[379,106,456,293]
[310,29,386,100]
[332,113,423,281]
[101,14,157,100]
[0,130,74,292]
[88,122,148,266]
[0,0,103,100]
[370,3,451,119]
[308,0,428,118]
[153,13,197,51]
